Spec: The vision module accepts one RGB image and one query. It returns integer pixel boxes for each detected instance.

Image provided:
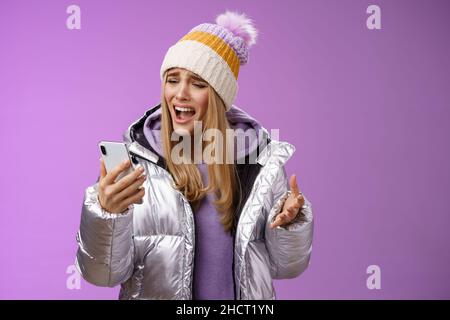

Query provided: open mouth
[174,105,196,123]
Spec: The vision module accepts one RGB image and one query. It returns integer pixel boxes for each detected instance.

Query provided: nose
[175,81,191,101]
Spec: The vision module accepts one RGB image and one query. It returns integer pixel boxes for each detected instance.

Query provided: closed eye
[167,79,207,88]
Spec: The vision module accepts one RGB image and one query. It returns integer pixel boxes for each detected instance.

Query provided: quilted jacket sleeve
[75,179,135,287]
[264,167,314,279]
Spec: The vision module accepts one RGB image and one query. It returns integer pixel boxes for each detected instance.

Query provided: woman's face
[164,68,209,135]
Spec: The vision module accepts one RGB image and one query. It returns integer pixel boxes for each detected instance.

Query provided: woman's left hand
[270,175,305,229]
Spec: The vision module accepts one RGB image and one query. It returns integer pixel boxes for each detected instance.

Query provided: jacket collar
[123,104,167,168]
[123,103,294,168]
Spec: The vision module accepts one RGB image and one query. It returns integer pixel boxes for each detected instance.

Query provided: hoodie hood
[142,104,267,162]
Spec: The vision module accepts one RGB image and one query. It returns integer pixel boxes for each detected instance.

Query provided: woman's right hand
[98,159,146,214]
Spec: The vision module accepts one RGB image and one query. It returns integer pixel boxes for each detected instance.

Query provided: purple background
[1,0,449,299]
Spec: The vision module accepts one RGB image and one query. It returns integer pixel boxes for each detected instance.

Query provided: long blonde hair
[160,72,241,233]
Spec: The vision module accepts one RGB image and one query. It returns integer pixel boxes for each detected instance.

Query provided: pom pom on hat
[215,11,258,48]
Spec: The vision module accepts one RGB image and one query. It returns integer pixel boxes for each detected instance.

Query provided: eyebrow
[167,71,206,82]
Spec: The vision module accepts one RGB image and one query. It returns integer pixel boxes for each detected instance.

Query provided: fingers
[98,157,147,213]
[285,207,299,222]
[289,174,300,197]
[270,212,288,229]
[103,159,132,185]
[270,206,299,229]
[109,165,145,194]
[100,158,107,179]
[296,193,305,208]
[270,216,283,229]
[116,173,146,201]
[290,193,304,210]
[269,174,304,229]
[270,210,291,229]
[122,187,146,208]
[289,174,305,208]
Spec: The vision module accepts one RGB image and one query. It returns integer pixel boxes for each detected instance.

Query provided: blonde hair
[160,71,241,233]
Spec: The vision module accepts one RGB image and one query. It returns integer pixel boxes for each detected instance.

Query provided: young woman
[76,11,314,300]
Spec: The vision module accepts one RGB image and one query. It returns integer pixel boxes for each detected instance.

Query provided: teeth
[175,106,194,112]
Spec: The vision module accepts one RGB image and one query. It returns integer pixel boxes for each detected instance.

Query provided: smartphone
[99,141,137,183]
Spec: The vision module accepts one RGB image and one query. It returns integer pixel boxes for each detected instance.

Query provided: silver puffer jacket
[75,104,314,300]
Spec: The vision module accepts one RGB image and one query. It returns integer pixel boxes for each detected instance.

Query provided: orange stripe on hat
[179,31,240,79]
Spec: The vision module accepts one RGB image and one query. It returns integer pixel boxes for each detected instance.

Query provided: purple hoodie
[143,105,263,300]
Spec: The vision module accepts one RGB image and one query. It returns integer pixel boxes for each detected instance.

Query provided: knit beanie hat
[160,11,258,111]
